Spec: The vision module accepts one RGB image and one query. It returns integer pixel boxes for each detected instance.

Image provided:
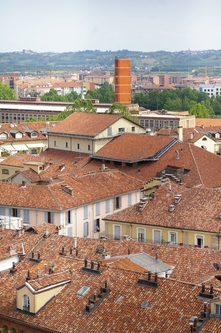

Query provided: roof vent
[199,282,216,299]
[174,194,182,204]
[85,281,110,313]
[137,272,159,288]
[168,204,175,212]
[82,258,101,275]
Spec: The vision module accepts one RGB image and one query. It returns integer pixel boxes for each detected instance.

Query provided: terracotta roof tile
[0,170,143,210]
[1,230,221,332]
[48,112,122,137]
[104,184,221,233]
[93,133,177,162]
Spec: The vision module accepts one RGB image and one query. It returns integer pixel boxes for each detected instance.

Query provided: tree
[41,88,80,102]
[0,82,16,100]
[48,99,96,121]
[85,82,114,103]
[66,99,96,113]
[189,102,210,118]
[106,103,139,123]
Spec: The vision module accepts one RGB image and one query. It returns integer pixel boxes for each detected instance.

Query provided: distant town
[1,53,221,332]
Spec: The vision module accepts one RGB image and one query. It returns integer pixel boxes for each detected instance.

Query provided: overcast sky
[1,0,221,53]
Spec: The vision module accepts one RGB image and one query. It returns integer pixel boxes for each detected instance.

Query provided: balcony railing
[99,233,217,249]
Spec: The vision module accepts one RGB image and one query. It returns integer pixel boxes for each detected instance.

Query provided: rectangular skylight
[77,286,90,296]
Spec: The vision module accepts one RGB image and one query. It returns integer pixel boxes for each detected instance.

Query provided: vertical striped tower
[114,58,131,104]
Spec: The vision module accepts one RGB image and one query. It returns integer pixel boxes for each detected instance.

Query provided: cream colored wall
[0,165,22,181]
[194,136,215,154]
[34,285,66,312]
[180,117,196,128]
[61,191,140,238]
[17,286,34,313]
[17,284,67,313]
[105,221,219,249]
[48,118,145,153]
[96,118,145,139]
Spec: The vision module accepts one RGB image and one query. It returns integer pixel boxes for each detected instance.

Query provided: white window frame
[114,196,122,210]
[194,234,204,248]
[137,227,146,242]
[23,295,30,311]
[113,224,122,240]
[152,229,162,244]
[168,231,178,245]
[215,303,221,316]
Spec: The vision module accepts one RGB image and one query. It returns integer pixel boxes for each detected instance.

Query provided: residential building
[0,121,57,160]
[103,182,221,249]
[199,83,221,97]
[47,112,145,154]
[90,133,221,188]
[0,170,143,237]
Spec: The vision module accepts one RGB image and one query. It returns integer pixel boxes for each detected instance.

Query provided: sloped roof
[1,232,221,332]
[105,253,173,274]
[90,138,221,188]
[48,112,122,137]
[103,184,221,233]
[0,170,143,210]
[93,133,177,162]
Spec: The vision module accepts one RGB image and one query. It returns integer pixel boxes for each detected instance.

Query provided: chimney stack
[177,126,183,142]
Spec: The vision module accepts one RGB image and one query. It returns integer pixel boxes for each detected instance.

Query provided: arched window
[2,169,9,175]
[23,294,30,311]
[2,326,8,333]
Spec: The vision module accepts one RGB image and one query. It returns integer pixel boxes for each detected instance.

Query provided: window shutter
[51,212,54,224]
[128,193,132,206]
[0,207,5,215]
[84,206,88,219]
[17,209,20,217]
[106,199,110,213]
[96,202,100,216]
[44,211,48,223]
[23,210,30,223]
[84,222,88,237]
[9,208,12,216]
[119,196,122,208]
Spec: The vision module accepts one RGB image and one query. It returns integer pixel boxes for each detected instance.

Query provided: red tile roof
[93,133,177,162]
[48,112,122,137]
[0,170,143,210]
[1,230,221,332]
[91,139,221,188]
[103,184,221,233]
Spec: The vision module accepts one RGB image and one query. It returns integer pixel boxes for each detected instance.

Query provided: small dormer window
[30,132,38,138]
[23,295,30,311]
[0,132,7,140]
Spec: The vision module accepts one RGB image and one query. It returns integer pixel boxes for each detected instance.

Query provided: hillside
[1,49,221,75]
